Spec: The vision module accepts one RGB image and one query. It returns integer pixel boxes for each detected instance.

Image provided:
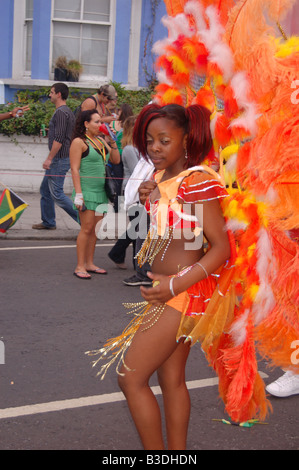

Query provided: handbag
[105,164,118,203]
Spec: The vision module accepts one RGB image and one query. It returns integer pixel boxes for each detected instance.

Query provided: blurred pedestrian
[108,103,134,212]
[32,83,77,230]
[108,115,143,272]
[80,84,118,124]
[70,109,120,279]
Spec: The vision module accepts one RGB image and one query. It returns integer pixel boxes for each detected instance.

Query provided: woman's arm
[172,197,230,293]
[122,146,139,176]
[0,106,30,122]
[99,137,120,164]
[70,138,85,198]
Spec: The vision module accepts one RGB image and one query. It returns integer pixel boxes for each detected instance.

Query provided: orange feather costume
[153,0,299,422]
[88,0,298,425]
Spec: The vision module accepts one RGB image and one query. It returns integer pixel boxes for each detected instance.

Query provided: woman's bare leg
[75,210,96,274]
[157,342,190,449]
[118,305,188,450]
[85,215,104,270]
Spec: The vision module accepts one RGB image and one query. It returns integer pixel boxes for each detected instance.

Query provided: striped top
[48,105,75,159]
[144,169,228,237]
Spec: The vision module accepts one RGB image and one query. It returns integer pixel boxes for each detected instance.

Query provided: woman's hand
[102,137,120,164]
[74,193,85,210]
[140,272,174,305]
[138,180,157,205]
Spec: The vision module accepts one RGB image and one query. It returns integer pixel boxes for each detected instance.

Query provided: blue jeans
[40,157,78,228]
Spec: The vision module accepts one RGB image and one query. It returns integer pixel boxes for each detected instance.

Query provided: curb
[0,230,119,242]
[0,230,78,241]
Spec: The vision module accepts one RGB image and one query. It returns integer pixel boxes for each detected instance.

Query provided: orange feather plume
[224,85,239,117]
[163,0,186,16]
[214,113,233,146]
[194,85,216,112]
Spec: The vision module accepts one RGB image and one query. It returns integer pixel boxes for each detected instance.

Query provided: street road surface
[0,240,298,450]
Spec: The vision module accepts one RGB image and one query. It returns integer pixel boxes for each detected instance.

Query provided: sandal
[73,271,92,280]
[87,268,107,275]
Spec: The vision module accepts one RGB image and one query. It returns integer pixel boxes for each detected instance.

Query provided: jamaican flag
[0,188,28,233]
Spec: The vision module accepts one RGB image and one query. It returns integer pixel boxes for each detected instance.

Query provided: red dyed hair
[133,103,212,168]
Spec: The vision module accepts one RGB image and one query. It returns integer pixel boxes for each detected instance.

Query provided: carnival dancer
[87,0,299,445]
[87,103,239,450]
[150,0,299,424]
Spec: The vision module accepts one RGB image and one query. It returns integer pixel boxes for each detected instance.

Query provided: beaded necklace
[136,200,184,266]
[136,167,211,267]
[136,171,186,266]
[85,134,106,161]
[136,225,174,267]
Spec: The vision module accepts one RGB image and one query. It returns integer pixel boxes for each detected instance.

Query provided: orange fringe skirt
[86,271,272,423]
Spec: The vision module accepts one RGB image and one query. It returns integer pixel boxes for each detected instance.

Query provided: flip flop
[87,268,107,275]
[73,271,92,280]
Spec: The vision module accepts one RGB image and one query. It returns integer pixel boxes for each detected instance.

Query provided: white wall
[0,134,73,193]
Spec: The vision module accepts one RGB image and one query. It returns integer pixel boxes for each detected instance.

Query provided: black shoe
[32,223,56,230]
[123,275,152,286]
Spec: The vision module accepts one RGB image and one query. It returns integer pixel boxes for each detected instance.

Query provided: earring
[185,148,188,159]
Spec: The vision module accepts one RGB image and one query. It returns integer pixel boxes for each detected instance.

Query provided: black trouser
[110,162,123,213]
[108,204,150,279]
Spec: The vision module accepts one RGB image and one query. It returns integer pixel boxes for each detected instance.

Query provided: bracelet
[195,262,208,279]
[169,277,176,297]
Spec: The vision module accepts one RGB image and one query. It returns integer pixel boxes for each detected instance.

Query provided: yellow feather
[247,243,256,258]
[249,284,259,301]
[275,37,299,58]
[169,55,189,74]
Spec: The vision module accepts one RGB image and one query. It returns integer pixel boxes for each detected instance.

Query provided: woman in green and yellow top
[70,109,120,279]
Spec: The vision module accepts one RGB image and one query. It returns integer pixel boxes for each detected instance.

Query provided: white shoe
[266,371,299,397]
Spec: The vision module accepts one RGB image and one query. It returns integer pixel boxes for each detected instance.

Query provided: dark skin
[118,117,231,450]
[138,118,230,304]
[0,106,29,122]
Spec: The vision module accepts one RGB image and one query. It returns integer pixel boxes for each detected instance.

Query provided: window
[25,0,34,73]
[52,0,113,78]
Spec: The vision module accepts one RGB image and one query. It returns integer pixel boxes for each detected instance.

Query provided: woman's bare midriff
[151,233,204,276]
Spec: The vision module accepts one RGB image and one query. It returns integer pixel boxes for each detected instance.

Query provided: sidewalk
[0,192,125,241]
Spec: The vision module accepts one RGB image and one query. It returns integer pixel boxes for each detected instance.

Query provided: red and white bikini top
[145,165,228,237]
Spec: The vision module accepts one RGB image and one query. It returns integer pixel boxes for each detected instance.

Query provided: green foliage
[0,83,154,136]
[111,81,154,114]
